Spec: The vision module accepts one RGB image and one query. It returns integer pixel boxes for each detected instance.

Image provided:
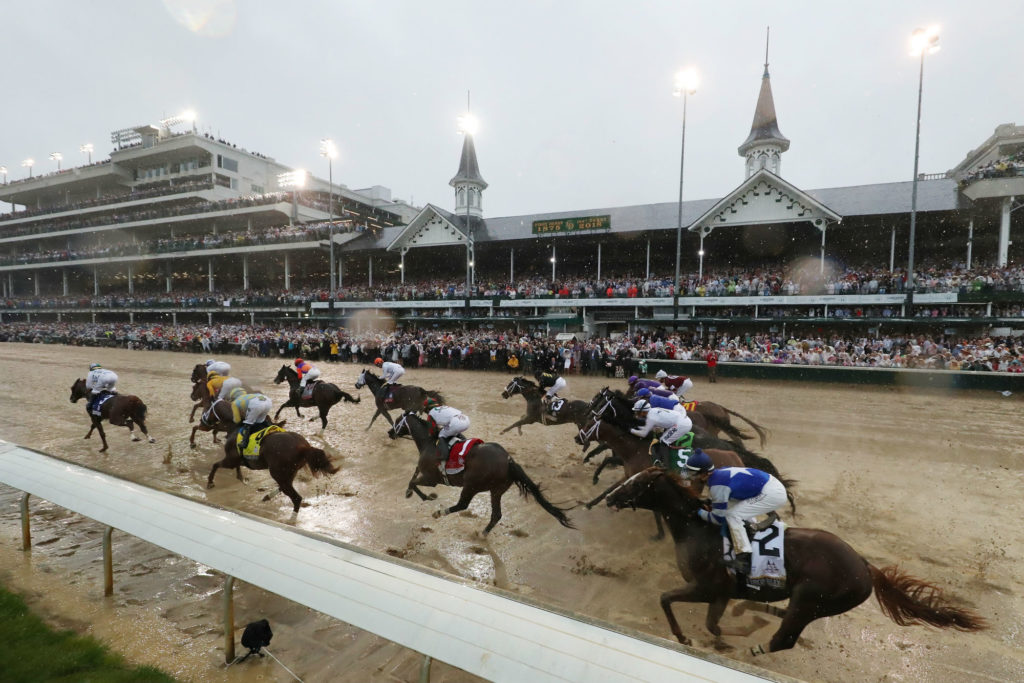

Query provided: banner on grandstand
[532,215,611,235]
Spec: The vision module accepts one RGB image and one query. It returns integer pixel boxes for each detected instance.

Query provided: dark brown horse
[206,429,338,513]
[188,380,236,448]
[355,369,444,430]
[273,365,360,430]
[606,468,986,653]
[500,376,591,434]
[70,378,154,453]
[387,411,575,534]
[627,383,769,448]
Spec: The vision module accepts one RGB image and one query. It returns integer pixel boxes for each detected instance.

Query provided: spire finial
[764,26,770,74]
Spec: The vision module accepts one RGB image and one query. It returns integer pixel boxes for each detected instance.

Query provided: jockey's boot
[725,552,753,576]
[650,442,668,468]
[238,423,254,451]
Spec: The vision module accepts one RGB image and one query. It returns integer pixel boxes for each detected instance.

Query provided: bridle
[589,388,617,419]
[577,415,603,449]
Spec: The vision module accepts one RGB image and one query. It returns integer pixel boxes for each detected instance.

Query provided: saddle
[238,424,285,464]
[88,392,115,417]
[300,380,321,401]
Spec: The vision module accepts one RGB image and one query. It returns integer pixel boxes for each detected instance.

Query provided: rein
[578,418,602,448]
[591,392,616,418]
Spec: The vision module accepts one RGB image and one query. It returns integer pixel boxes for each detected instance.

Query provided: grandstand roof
[345,177,962,252]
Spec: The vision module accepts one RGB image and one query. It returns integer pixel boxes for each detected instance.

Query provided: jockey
[684,450,788,576]
[656,369,694,399]
[206,371,228,400]
[205,358,231,377]
[228,387,273,451]
[294,358,321,389]
[630,399,692,466]
[534,369,566,408]
[217,376,243,401]
[635,387,685,414]
[86,362,118,396]
[423,397,471,461]
[375,357,405,386]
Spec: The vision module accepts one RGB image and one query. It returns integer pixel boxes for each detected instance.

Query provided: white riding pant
[208,361,231,376]
[299,367,321,387]
[724,476,788,555]
[242,396,273,425]
[545,377,567,398]
[384,368,405,384]
[672,403,688,415]
[675,377,694,398]
[218,377,243,400]
[659,415,693,446]
[438,413,471,439]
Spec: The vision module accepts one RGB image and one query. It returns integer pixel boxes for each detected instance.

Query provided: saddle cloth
[301,380,320,401]
[380,383,400,404]
[90,393,115,417]
[549,397,565,413]
[445,438,482,474]
[723,519,787,590]
[662,432,696,472]
[680,400,698,412]
[238,424,286,461]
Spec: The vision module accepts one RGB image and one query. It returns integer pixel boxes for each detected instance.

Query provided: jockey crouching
[206,371,228,400]
[635,387,686,415]
[656,369,694,399]
[217,376,243,401]
[423,398,470,472]
[684,450,788,577]
[630,399,692,467]
[376,357,405,400]
[85,362,118,413]
[229,387,273,452]
[206,358,231,377]
[294,358,320,398]
[534,370,566,420]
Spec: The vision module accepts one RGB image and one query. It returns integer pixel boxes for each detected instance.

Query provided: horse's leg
[592,454,622,485]
[585,476,626,508]
[582,443,609,464]
[651,512,666,542]
[272,473,303,513]
[135,415,155,444]
[434,486,478,519]
[262,487,282,501]
[659,582,718,647]
[483,483,513,534]
[501,415,535,435]
[189,426,200,449]
[95,421,109,453]
[189,402,200,423]
[406,468,438,501]
[759,598,818,654]
[274,404,285,419]
[318,406,329,430]
[366,404,386,430]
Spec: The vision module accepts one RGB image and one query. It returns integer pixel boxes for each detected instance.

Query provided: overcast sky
[1,1,1021,218]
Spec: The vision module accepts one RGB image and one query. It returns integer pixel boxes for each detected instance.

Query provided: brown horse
[206,429,338,513]
[387,411,575,534]
[273,365,360,430]
[70,378,154,453]
[355,369,444,430]
[500,376,591,434]
[627,383,769,448]
[188,380,236,448]
[606,468,986,653]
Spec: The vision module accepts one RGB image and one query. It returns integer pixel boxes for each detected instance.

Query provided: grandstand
[1,68,1022,340]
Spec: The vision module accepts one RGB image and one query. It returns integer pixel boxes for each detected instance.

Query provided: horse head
[190,380,207,402]
[273,365,296,385]
[387,411,411,440]
[501,376,525,399]
[588,387,617,419]
[355,369,378,390]
[576,413,603,450]
[70,378,87,403]
[190,364,207,383]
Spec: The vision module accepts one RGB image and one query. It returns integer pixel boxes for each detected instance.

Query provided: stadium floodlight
[49,152,63,171]
[277,169,307,189]
[905,25,940,314]
[320,138,339,296]
[161,109,198,132]
[21,158,34,178]
[672,66,698,330]
[80,143,94,163]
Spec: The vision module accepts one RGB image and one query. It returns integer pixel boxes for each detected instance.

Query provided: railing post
[419,654,433,683]
[223,576,235,664]
[103,527,114,596]
[19,493,30,550]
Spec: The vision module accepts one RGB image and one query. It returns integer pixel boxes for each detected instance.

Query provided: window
[251,184,264,194]
[217,155,238,172]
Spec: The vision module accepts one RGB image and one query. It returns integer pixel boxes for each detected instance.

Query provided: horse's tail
[340,389,360,404]
[507,459,575,529]
[426,390,445,404]
[869,564,987,631]
[702,413,754,447]
[301,447,339,476]
[327,384,360,405]
[722,408,770,449]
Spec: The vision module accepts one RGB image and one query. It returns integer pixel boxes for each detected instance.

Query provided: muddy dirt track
[0,343,1022,682]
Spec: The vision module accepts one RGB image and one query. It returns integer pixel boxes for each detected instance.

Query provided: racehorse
[206,429,338,513]
[500,376,591,434]
[188,379,235,448]
[70,378,155,453]
[605,468,986,653]
[355,369,444,430]
[619,386,769,448]
[273,365,360,430]
[387,411,575,534]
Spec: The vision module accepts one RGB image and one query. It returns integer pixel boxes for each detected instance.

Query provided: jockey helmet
[374,357,384,367]
[294,358,304,366]
[655,369,668,379]
[627,375,638,384]
[632,399,651,413]
[424,397,440,411]
[636,387,651,398]
[89,362,102,370]
[205,359,215,367]
[684,448,714,473]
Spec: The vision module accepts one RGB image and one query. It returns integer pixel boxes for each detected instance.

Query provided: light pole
[49,152,63,171]
[457,112,479,305]
[21,158,34,178]
[80,143,93,164]
[320,138,338,297]
[672,67,698,328]
[906,25,940,314]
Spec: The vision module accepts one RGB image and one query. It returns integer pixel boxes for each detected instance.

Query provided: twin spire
[739,28,789,178]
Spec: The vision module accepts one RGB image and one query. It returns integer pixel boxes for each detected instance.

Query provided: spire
[449,133,488,188]
[450,94,487,219]
[739,27,789,177]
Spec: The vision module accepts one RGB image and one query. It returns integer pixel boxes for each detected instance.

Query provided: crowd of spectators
[2,321,1022,375]
[960,149,1024,184]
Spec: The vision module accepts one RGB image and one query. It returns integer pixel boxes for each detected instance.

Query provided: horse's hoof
[427,493,438,501]
[405,489,413,499]
[148,438,156,444]
[714,639,734,652]
[677,634,692,647]
[432,509,443,519]
[99,448,108,453]
[207,482,215,490]
[262,494,272,502]
[190,443,197,450]
[188,418,195,424]
[131,435,141,442]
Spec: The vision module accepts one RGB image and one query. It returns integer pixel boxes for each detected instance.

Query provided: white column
[172,312,177,325]
[338,257,343,289]
[243,254,250,290]
[165,262,172,292]
[820,225,827,274]
[62,270,68,296]
[368,256,373,287]
[93,267,99,295]
[551,242,556,281]
[645,239,650,279]
[509,248,514,283]
[597,242,602,280]
[889,226,896,273]
[967,217,974,269]
[34,270,40,296]
[127,264,134,294]
[284,252,291,290]
[207,258,214,292]
[998,197,1012,267]
[698,234,705,280]
[129,311,134,323]
[400,250,405,284]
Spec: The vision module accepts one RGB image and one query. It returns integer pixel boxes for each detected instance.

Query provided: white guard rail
[0,441,793,683]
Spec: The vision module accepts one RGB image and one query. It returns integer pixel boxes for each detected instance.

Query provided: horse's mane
[515,376,538,388]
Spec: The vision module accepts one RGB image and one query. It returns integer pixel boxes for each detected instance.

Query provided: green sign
[532,215,611,235]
